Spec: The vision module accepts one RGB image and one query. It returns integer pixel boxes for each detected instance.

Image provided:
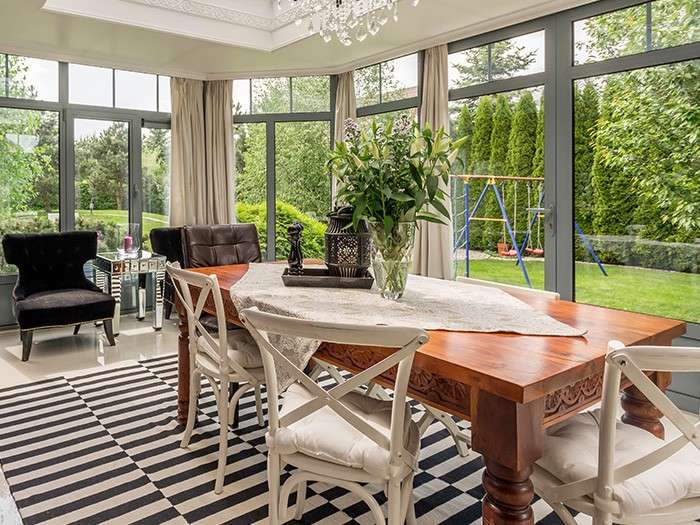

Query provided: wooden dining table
[175,263,686,525]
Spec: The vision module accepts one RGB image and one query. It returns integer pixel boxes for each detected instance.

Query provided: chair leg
[387,480,402,525]
[267,453,281,525]
[214,378,230,495]
[20,331,33,362]
[180,371,201,448]
[73,324,81,335]
[103,319,116,346]
[254,384,265,427]
[164,301,173,320]
[423,406,471,457]
[294,480,307,520]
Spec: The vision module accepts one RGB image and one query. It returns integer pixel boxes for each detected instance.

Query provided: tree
[574,82,599,233]
[452,104,474,239]
[532,96,545,179]
[505,91,538,242]
[452,40,537,86]
[470,97,494,174]
[591,81,636,236]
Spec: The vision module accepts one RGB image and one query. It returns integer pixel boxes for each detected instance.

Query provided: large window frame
[234,76,334,260]
[0,59,171,284]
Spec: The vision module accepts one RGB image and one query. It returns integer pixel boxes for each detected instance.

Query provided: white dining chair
[533,341,700,525]
[167,263,267,494]
[240,307,428,525]
[456,276,561,300]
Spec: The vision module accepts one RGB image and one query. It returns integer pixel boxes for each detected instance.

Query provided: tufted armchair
[2,231,116,361]
[181,224,262,268]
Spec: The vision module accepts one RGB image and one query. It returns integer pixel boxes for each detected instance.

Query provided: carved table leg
[473,389,544,525]
[176,302,190,425]
[621,372,670,439]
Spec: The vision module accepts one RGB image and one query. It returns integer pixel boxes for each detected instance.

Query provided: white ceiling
[0,0,596,80]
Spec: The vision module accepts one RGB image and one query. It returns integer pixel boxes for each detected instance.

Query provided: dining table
[174,263,686,525]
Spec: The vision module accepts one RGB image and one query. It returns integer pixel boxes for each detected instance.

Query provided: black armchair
[2,231,116,361]
[149,227,184,320]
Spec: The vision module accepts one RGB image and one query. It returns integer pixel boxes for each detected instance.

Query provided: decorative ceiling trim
[123,0,302,30]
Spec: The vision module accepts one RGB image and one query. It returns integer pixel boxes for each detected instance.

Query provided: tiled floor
[0,314,180,524]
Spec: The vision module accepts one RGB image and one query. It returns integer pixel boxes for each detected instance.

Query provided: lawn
[455,257,700,323]
[76,210,168,249]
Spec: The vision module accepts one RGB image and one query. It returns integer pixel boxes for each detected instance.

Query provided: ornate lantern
[325,206,371,278]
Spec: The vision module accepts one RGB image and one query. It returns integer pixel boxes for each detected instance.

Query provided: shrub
[236,200,327,259]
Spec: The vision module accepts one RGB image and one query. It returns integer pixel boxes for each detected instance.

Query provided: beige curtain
[170,78,234,226]
[332,71,357,204]
[412,44,453,279]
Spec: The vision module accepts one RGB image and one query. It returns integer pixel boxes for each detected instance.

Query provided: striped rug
[0,355,581,524]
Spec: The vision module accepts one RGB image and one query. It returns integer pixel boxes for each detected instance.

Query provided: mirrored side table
[93,250,166,335]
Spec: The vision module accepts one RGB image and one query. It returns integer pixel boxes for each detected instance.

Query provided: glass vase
[370,222,415,301]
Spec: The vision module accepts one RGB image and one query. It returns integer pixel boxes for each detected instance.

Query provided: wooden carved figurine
[287,222,304,275]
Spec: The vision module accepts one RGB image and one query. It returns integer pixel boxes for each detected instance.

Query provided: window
[142,127,171,250]
[355,54,418,107]
[275,121,331,259]
[73,119,129,251]
[233,79,251,115]
[69,64,113,106]
[450,87,546,290]
[449,30,545,89]
[2,55,59,101]
[574,0,700,64]
[158,75,171,113]
[574,60,700,323]
[0,108,59,273]
[357,108,417,132]
[115,70,157,111]
[253,78,290,114]
[233,122,267,255]
[291,76,330,112]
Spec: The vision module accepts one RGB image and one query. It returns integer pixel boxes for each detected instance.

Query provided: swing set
[452,174,608,288]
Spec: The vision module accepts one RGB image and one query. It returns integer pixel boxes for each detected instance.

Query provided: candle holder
[117,223,141,257]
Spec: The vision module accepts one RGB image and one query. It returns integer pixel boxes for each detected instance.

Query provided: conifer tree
[466,96,494,250]
[574,82,600,234]
[484,94,512,248]
[532,96,544,179]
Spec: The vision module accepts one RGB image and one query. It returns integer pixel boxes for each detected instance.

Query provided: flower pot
[370,222,415,301]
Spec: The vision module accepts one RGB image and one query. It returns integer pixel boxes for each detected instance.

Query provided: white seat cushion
[266,383,420,479]
[537,408,700,516]
[197,329,262,369]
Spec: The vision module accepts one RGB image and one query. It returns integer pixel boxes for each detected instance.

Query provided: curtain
[412,44,453,279]
[332,71,357,204]
[170,78,235,226]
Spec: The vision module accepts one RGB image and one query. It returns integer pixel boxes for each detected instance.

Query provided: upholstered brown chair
[181,224,262,268]
[149,227,184,319]
[2,231,116,361]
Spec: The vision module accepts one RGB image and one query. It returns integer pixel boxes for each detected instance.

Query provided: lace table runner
[230,263,586,388]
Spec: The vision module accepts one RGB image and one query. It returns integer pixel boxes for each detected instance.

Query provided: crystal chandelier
[278,0,421,46]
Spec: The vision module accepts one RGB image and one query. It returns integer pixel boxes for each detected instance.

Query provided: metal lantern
[325,206,371,278]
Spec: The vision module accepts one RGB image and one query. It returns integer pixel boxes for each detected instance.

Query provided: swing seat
[526,247,544,256]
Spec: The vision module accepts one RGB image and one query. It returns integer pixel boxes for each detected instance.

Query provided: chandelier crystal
[278,0,420,46]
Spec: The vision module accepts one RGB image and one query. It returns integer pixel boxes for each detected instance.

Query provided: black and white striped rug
[0,355,580,524]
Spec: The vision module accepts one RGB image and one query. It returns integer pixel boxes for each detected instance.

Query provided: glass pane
[449,45,489,88]
[491,31,545,80]
[233,79,251,114]
[0,108,60,273]
[574,4,647,64]
[7,56,59,101]
[275,121,330,260]
[574,60,700,323]
[142,128,171,251]
[252,77,290,114]
[158,75,171,113]
[355,64,381,107]
[381,54,418,102]
[449,87,546,290]
[357,108,417,133]
[653,0,700,49]
[70,64,113,107]
[234,122,268,257]
[115,70,157,111]
[74,119,129,251]
[0,55,5,97]
[291,76,330,112]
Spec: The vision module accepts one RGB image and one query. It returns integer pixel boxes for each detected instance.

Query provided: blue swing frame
[454,177,607,288]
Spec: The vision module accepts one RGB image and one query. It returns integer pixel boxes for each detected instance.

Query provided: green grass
[455,257,700,323]
[76,209,168,247]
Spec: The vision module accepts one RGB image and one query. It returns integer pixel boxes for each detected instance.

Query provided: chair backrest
[240,307,429,468]
[166,262,230,369]
[2,231,97,297]
[595,341,700,505]
[456,276,560,300]
[150,227,184,266]
[181,224,262,268]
